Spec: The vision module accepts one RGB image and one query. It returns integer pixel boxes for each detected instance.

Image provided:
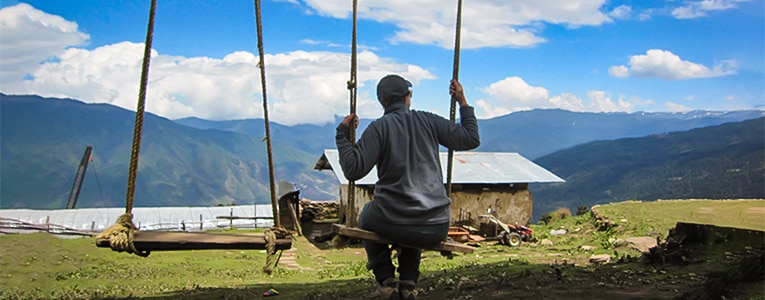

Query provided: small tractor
[478,214,533,247]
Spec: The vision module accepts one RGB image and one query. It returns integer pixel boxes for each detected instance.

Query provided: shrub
[538,207,573,224]
[555,207,572,219]
[577,205,590,216]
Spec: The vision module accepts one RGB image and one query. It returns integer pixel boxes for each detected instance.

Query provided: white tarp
[0,205,274,232]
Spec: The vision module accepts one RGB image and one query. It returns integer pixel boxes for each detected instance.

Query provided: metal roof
[314,149,564,185]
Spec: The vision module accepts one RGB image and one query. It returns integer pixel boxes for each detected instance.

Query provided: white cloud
[0,3,89,84]
[609,5,632,19]
[473,99,511,119]
[0,3,442,126]
[672,0,749,19]
[608,65,629,78]
[664,102,692,112]
[586,90,633,112]
[4,39,435,125]
[303,0,612,49]
[550,93,587,111]
[482,77,549,105]
[637,13,652,21]
[475,77,639,118]
[608,49,736,80]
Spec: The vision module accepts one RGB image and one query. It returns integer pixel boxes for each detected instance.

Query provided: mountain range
[532,117,764,217]
[1,93,763,220]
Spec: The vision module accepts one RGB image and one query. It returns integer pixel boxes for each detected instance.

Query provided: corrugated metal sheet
[315,149,564,185]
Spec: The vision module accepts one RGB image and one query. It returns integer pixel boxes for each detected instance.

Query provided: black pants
[358,202,449,283]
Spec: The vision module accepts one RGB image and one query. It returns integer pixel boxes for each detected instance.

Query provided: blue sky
[1,0,762,126]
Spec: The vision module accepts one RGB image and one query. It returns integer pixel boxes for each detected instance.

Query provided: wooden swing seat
[332,224,474,254]
[95,231,292,252]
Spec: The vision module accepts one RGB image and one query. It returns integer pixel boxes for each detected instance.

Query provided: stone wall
[450,184,533,226]
[338,183,534,227]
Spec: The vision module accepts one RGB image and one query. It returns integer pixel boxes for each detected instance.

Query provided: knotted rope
[97,0,156,256]
[252,0,293,275]
[262,226,291,274]
[95,213,150,257]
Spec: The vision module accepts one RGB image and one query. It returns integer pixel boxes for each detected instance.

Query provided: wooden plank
[332,224,474,254]
[287,201,303,236]
[95,231,292,251]
[469,234,486,242]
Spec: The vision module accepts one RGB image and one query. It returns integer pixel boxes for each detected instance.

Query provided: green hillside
[0,95,335,209]
[2,94,763,212]
[0,200,762,299]
[531,117,765,219]
[477,108,764,159]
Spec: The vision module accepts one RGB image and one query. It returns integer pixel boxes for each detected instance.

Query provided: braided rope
[445,0,463,199]
[253,0,280,228]
[98,0,156,256]
[346,0,359,227]
[262,226,291,274]
[124,0,156,214]
[252,2,291,275]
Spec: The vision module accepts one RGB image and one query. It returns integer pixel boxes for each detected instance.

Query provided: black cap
[376,74,412,101]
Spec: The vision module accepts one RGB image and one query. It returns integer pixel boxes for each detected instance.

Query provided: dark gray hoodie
[336,101,480,225]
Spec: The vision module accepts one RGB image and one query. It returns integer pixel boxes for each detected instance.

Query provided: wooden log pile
[299,199,339,222]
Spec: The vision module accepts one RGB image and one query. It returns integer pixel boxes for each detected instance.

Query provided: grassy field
[592,199,765,232]
[0,199,762,299]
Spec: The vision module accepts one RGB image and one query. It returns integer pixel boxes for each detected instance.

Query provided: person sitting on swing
[336,74,480,300]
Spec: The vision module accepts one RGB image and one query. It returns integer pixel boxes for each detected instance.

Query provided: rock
[624,236,659,253]
[580,245,595,251]
[550,229,567,235]
[456,276,477,293]
[610,238,629,247]
[540,239,554,246]
[590,254,611,263]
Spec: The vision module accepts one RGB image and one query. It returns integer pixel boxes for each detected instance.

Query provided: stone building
[314,150,564,227]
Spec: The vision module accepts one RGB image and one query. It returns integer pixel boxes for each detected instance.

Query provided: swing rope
[96,1,291,270]
[445,0,463,199]
[345,0,359,227]
[94,0,156,257]
[253,0,291,275]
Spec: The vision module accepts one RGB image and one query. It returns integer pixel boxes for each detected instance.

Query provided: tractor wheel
[498,232,510,246]
[506,232,522,247]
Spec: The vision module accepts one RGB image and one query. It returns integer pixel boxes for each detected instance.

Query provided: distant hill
[179,108,764,160]
[476,109,765,158]
[1,93,762,211]
[0,94,336,209]
[531,117,765,220]
[174,116,375,156]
